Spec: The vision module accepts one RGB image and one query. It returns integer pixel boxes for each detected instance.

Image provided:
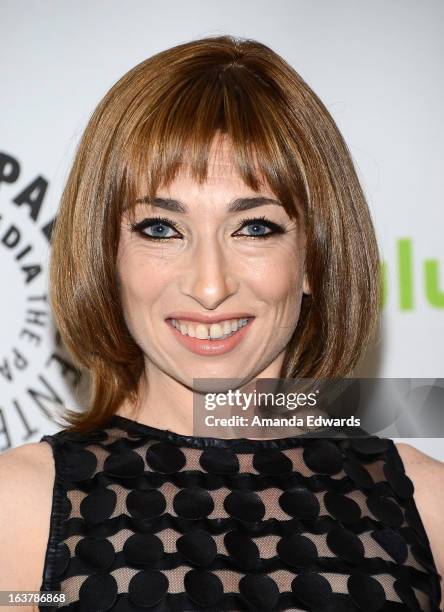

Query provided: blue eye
[238,220,273,237]
[143,221,176,238]
[235,216,286,239]
[130,217,181,240]
[130,215,286,241]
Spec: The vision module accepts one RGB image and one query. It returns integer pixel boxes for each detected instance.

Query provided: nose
[179,238,238,310]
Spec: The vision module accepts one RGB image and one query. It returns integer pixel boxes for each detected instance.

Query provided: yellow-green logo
[381,238,443,310]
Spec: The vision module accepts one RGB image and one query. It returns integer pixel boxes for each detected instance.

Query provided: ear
[302,273,311,295]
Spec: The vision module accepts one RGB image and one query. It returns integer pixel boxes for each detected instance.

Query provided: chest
[40,433,441,611]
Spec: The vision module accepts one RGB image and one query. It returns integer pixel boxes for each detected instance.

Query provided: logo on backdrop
[0,151,83,451]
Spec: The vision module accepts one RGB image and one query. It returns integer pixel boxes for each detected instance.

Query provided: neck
[116,355,288,437]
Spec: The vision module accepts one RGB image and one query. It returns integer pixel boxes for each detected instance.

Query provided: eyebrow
[133,196,283,213]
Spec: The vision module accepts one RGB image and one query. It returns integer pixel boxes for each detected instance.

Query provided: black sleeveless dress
[38,415,442,611]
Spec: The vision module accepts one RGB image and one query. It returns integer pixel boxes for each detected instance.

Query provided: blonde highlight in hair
[49,35,381,433]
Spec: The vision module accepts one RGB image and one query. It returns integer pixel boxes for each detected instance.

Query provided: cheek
[244,246,304,302]
[117,250,173,313]
[117,260,158,343]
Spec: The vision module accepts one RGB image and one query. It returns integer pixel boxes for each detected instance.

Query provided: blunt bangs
[121,61,308,226]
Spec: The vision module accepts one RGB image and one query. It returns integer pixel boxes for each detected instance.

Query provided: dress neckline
[107,413,343,450]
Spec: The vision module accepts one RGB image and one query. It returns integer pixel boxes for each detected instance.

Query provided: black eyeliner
[130,214,286,240]
[236,215,286,236]
[130,216,182,240]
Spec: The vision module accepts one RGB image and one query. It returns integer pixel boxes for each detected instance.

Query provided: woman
[0,35,442,611]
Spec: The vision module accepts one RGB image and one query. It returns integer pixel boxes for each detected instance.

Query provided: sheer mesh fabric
[38,415,442,611]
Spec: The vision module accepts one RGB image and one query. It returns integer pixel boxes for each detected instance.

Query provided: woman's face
[117,134,309,390]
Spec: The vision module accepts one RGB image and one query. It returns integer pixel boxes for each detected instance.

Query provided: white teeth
[223,320,232,335]
[209,323,224,339]
[195,324,209,340]
[170,317,250,339]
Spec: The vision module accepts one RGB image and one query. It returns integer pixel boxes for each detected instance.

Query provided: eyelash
[130,215,286,241]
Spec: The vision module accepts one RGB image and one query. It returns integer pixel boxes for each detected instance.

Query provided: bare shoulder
[395,442,444,489]
[0,441,55,609]
[0,439,54,471]
[396,441,444,465]
[395,443,444,606]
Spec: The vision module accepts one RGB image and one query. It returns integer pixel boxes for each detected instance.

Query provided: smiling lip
[165,312,255,324]
[165,317,255,356]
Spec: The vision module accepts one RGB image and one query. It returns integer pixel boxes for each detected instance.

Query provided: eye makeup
[130,215,287,241]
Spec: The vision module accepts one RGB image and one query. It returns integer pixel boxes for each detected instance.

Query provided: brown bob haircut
[50,35,381,433]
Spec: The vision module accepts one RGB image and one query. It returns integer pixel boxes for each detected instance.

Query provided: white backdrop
[1,0,443,459]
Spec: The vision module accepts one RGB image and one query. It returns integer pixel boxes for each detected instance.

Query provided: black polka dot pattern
[128,569,168,607]
[78,574,118,611]
[279,485,320,520]
[224,489,265,522]
[123,533,164,565]
[303,440,343,475]
[371,527,408,564]
[146,441,186,473]
[224,530,260,570]
[61,448,97,481]
[383,462,415,498]
[277,533,318,566]
[199,446,239,474]
[80,487,117,524]
[184,569,224,607]
[252,448,293,474]
[347,573,386,611]
[366,492,404,528]
[173,486,214,519]
[126,488,166,519]
[291,573,333,607]
[76,537,115,570]
[394,578,422,610]
[239,574,280,610]
[343,457,375,489]
[37,417,442,611]
[104,449,145,478]
[177,529,217,566]
[324,490,362,524]
[326,526,365,563]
